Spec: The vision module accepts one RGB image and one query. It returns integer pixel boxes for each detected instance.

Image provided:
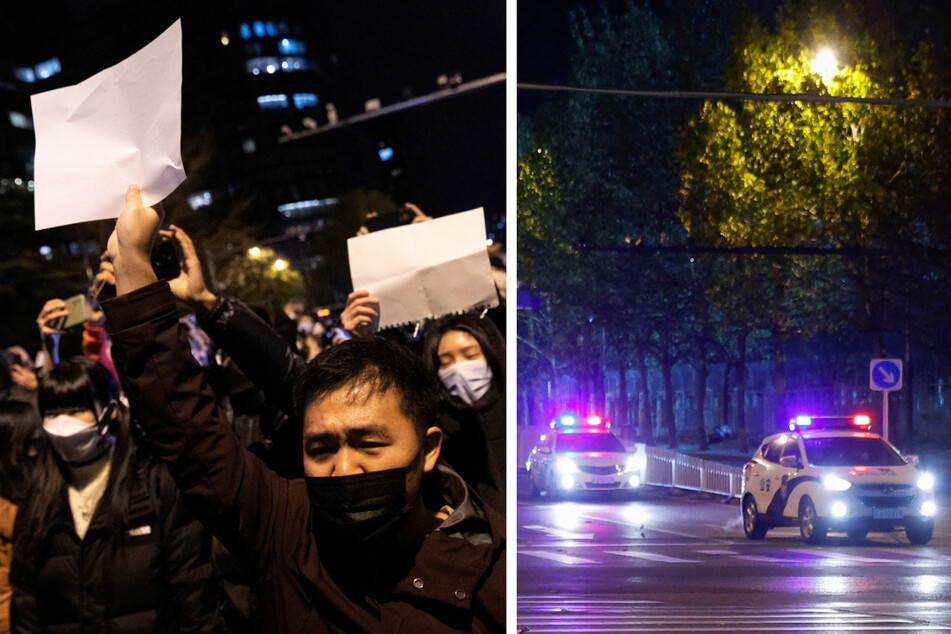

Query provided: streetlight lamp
[811,48,838,85]
[273,259,288,271]
[248,246,261,258]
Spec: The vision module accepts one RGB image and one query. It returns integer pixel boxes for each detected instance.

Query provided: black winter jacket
[422,314,506,513]
[11,455,223,633]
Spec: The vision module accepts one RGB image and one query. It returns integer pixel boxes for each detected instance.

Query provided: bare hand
[160,224,216,309]
[37,298,68,334]
[106,185,164,295]
[341,290,380,338]
[10,364,38,390]
[404,202,433,224]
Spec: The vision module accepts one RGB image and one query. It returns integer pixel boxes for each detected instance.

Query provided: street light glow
[273,259,288,271]
[248,246,261,258]
[811,48,838,84]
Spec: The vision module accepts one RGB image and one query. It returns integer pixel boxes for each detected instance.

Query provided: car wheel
[846,526,868,542]
[799,498,827,544]
[905,518,934,545]
[742,495,768,539]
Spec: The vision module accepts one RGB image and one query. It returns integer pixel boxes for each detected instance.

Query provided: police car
[741,414,937,544]
[525,414,641,500]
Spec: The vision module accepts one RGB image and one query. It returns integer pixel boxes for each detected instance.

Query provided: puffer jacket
[11,455,223,633]
[422,313,506,513]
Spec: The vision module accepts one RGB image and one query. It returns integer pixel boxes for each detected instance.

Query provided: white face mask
[43,408,115,465]
[438,358,493,405]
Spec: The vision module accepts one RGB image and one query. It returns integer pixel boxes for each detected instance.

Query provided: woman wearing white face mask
[10,357,224,633]
[422,313,505,513]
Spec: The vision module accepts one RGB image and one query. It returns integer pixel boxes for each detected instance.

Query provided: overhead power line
[575,243,951,258]
[517,82,951,109]
[279,73,506,142]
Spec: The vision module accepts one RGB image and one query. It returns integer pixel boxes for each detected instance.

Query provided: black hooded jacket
[422,314,505,513]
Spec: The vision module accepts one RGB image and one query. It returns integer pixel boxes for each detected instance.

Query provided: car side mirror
[904,454,919,466]
[779,455,801,469]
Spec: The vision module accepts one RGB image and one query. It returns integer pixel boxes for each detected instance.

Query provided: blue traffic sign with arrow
[870,359,902,391]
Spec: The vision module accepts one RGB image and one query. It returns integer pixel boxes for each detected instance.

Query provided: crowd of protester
[0,192,506,633]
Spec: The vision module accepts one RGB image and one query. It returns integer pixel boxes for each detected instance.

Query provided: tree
[678,2,951,441]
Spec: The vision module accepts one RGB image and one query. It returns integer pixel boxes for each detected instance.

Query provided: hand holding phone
[49,294,87,330]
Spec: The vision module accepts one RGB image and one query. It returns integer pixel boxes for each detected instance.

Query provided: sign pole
[882,391,889,443]
[870,359,902,445]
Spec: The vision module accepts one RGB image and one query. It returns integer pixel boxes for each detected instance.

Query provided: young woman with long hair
[10,356,223,633]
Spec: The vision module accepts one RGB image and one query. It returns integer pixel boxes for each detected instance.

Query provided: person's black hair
[18,356,137,568]
[38,354,119,416]
[293,339,442,440]
[0,399,40,505]
[421,313,505,394]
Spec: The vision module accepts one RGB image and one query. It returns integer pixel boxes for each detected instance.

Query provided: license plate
[873,508,903,520]
[594,475,615,484]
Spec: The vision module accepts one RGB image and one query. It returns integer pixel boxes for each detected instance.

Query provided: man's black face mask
[306,467,414,547]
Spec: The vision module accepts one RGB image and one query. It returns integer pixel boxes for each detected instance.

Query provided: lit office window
[253,21,266,37]
[14,66,35,83]
[266,21,276,37]
[257,94,288,110]
[240,23,252,39]
[35,58,61,80]
[8,112,32,129]
[242,139,257,153]
[278,38,306,54]
[293,93,318,109]
[378,147,394,161]
[245,56,311,75]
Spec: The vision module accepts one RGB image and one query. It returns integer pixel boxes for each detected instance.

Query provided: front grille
[853,483,915,496]
[579,465,620,476]
[585,482,621,489]
[858,496,914,508]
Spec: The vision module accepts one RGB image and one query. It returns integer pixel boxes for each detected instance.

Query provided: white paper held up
[31,19,186,231]
[347,208,499,329]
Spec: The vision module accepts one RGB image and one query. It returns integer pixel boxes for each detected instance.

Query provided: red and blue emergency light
[788,413,872,432]
[551,413,611,430]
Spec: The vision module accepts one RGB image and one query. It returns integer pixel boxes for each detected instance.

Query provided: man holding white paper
[100,187,506,632]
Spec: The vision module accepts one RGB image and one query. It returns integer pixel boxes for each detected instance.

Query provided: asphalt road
[516,478,951,632]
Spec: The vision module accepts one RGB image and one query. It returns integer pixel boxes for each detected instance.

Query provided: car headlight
[823,474,852,491]
[917,473,935,492]
[556,457,579,474]
[625,455,641,472]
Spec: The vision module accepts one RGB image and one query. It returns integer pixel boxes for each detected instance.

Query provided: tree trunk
[637,351,654,444]
[615,354,630,437]
[904,298,913,448]
[773,337,787,434]
[697,358,709,450]
[721,363,731,431]
[737,330,750,454]
[662,357,677,449]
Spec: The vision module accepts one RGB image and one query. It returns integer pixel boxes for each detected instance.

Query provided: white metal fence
[635,443,744,500]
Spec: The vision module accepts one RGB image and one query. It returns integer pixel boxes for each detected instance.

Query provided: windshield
[803,436,906,467]
[556,433,625,453]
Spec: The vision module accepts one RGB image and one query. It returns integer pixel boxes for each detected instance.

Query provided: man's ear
[421,426,443,473]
